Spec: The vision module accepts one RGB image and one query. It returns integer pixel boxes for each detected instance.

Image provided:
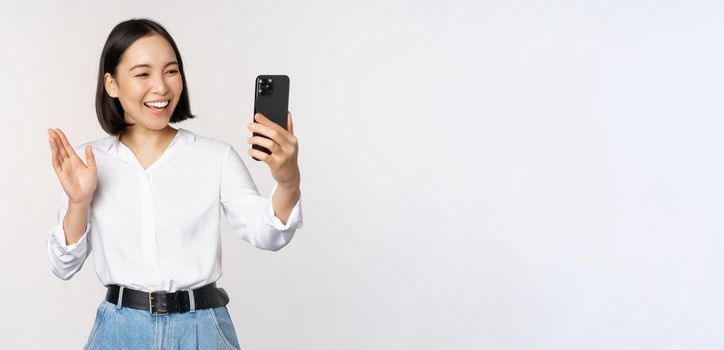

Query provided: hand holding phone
[252,75,290,160]
[246,74,300,190]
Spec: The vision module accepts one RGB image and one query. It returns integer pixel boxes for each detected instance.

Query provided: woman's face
[104,33,183,132]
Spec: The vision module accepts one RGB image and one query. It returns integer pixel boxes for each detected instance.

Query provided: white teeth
[145,101,169,108]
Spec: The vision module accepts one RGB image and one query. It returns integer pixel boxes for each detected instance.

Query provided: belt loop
[116,286,124,309]
[187,289,196,313]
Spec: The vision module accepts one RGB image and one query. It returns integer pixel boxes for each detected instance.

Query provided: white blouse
[46,127,303,292]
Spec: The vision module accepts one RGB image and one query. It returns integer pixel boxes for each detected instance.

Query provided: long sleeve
[220,145,303,251]
[46,189,92,280]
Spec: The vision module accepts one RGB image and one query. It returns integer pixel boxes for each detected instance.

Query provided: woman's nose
[150,73,169,95]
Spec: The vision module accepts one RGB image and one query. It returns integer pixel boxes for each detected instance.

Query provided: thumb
[85,145,97,170]
[287,111,294,135]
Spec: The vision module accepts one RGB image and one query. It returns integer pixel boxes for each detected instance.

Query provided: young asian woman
[46,18,303,349]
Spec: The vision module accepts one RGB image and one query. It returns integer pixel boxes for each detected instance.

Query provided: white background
[1,0,723,349]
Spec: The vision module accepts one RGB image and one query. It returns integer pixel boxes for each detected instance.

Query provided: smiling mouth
[144,100,170,111]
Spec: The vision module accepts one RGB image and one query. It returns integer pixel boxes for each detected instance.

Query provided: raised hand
[246,112,300,189]
[47,128,98,205]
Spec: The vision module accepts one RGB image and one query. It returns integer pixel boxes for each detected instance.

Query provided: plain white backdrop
[1,0,723,348]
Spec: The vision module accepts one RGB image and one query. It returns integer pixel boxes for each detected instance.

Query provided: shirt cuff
[51,222,91,255]
[265,184,303,231]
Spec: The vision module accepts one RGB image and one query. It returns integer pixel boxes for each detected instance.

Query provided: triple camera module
[257,77,274,97]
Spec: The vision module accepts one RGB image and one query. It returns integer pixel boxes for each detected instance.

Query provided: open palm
[47,128,97,205]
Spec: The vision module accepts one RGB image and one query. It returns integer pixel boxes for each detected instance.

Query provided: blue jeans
[83,300,241,349]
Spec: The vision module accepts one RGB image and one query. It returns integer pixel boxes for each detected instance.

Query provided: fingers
[55,128,77,160]
[47,130,62,173]
[247,112,298,171]
[254,113,279,129]
[247,136,280,154]
[248,147,271,163]
[246,136,292,170]
[248,121,281,145]
[85,145,97,171]
[252,113,295,143]
[48,129,69,160]
[248,121,294,146]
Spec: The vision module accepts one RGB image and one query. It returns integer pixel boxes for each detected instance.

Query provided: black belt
[105,282,229,316]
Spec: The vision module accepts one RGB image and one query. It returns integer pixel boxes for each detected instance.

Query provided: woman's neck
[119,125,178,152]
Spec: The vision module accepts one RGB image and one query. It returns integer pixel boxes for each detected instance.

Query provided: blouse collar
[102,127,195,152]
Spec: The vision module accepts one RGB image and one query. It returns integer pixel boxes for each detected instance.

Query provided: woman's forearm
[62,201,90,245]
[271,184,300,225]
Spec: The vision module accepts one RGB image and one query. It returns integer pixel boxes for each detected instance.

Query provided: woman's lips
[144,103,169,116]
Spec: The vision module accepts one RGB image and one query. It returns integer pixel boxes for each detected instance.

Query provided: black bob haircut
[95,18,195,135]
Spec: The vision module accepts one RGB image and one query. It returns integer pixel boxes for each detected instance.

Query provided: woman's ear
[104,73,119,98]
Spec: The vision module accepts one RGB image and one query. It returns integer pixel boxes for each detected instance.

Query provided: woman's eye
[134,70,177,77]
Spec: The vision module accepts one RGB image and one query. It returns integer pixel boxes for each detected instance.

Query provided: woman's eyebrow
[129,61,179,71]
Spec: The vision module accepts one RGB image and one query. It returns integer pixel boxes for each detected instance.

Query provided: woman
[46,18,302,349]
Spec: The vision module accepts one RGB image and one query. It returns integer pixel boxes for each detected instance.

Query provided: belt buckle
[149,292,168,316]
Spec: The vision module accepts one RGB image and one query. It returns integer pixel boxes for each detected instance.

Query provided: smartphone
[253,75,290,160]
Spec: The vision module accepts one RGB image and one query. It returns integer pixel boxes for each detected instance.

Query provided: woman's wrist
[278,181,300,192]
[68,198,92,209]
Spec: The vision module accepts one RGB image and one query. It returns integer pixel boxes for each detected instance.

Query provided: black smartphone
[253,75,290,160]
